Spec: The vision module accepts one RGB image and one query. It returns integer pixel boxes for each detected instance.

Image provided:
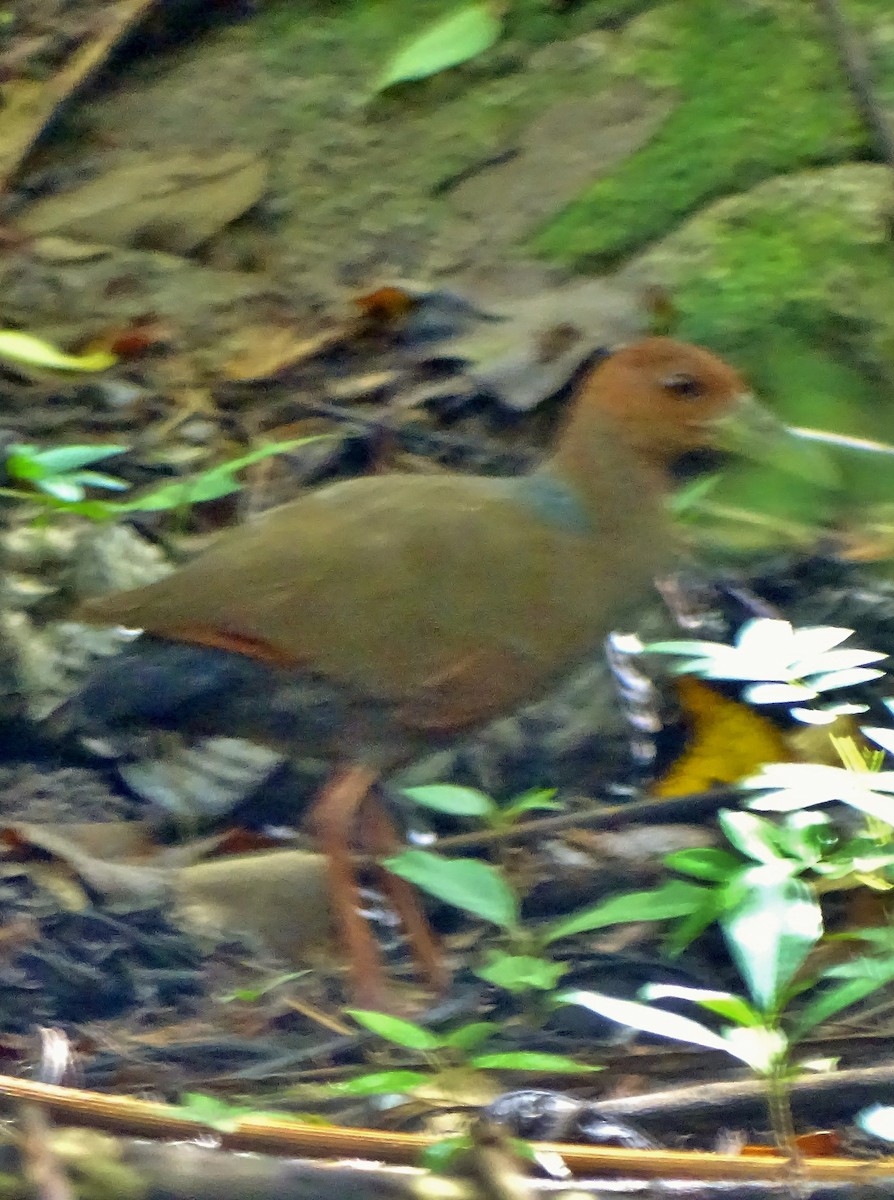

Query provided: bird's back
[77,467,668,735]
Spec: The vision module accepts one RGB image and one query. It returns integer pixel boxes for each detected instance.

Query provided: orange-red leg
[308,766,448,1010]
[359,795,450,995]
[307,765,389,1010]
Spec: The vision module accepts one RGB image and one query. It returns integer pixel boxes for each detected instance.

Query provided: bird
[50,337,793,1008]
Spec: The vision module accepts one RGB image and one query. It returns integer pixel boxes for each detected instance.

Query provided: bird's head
[558,336,835,486]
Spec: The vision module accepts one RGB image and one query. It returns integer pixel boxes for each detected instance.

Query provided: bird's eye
[662,373,704,399]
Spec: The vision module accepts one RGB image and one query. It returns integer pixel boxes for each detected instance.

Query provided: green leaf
[664,890,724,956]
[502,788,562,822]
[118,438,326,513]
[831,926,894,950]
[420,1135,470,1172]
[543,879,708,944]
[3,447,44,481]
[382,849,519,930]
[346,1009,443,1050]
[442,1022,498,1052]
[668,473,721,515]
[25,444,127,473]
[69,470,130,492]
[664,847,742,882]
[642,639,727,657]
[374,3,502,92]
[0,437,327,522]
[721,1025,789,1074]
[857,1105,894,1144]
[220,970,310,1002]
[777,811,834,867]
[38,477,88,502]
[0,487,118,520]
[721,866,823,1014]
[475,952,567,992]
[791,956,894,1040]
[170,1093,257,1132]
[642,983,761,1027]
[470,1052,601,1073]
[401,785,495,818]
[0,330,116,372]
[719,809,790,865]
[326,1070,430,1097]
[117,473,241,511]
[558,990,733,1056]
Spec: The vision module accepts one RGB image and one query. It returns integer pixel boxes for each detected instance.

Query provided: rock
[0,519,170,719]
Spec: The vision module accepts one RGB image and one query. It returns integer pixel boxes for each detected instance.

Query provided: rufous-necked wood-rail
[51,337,797,1008]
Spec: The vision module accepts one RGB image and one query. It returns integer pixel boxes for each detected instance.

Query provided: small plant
[646,618,885,723]
[5,443,130,503]
[539,799,894,959]
[0,437,326,521]
[328,1009,598,1100]
[559,869,894,1160]
[382,840,703,999]
[402,783,561,832]
[220,970,310,1004]
[383,620,894,1138]
[743,723,894,833]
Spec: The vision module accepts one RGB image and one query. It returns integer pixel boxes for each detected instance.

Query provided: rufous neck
[544,404,667,518]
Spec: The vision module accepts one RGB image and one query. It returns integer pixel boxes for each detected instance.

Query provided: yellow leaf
[0,330,116,372]
[653,677,789,798]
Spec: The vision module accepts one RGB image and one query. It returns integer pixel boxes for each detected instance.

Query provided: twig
[814,0,894,174]
[1,1073,894,1182]
[395,786,736,859]
[18,1104,74,1200]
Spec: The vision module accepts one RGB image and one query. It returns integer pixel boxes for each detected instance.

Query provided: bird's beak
[709,393,841,487]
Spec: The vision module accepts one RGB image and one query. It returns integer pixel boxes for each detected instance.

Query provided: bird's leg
[306,765,390,1010]
[358,794,450,995]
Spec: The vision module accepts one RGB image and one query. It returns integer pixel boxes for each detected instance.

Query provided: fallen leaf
[741,1130,842,1157]
[15,150,267,254]
[83,316,174,359]
[222,325,345,382]
[0,0,157,191]
[374,3,503,93]
[3,822,169,904]
[430,278,644,411]
[354,285,418,322]
[0,329,116,372]
[653,677,790,798]
[174,850,334,965]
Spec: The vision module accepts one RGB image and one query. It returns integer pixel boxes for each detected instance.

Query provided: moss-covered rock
[618,164,894,547]
[534,0,875,268]
[622,164,894,406]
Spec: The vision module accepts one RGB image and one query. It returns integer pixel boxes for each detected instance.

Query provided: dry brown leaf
[174,850,335,965]
[15,150,267,253]
[0,0,157,191]
[652,678,790,798]
[2,822,170,904]
[222,325,346,382]
[433,278,645,411]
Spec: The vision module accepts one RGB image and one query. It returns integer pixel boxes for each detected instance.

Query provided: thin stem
[766,1056,810,1198]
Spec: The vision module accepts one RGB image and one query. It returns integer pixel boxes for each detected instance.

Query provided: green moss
[243,0,669,279]
[533,0,870,267]
[653,169,894,374]
[505,0,654,44]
